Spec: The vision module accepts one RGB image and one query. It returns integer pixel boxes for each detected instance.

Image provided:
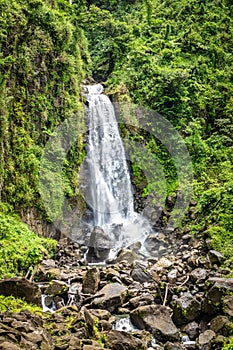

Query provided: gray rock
[182,321,199,340]
[91,283,127,313]
[210,335,227,349]
[105,330,147,350]
[164,342,186,350]
[45,280,69,296]
[86,226,112,263]
[115,248,138,264]
[223,295,233,316]
[190,268,207,284]
[197,330,216,350]
[0,278,41,306]
[209,315,232,336]
[130,305,180,341]
[131,261,154,283]
[202,278,233,315]
[89,309,111,320]
[23,330,43,344]
[167,269,179,283]
[99,319,112,331]
[0,342,22,350]
[172,292,201,325]
[152,257,173,271]
[82,267,100,294]
[129,293,154,308]
[208,250,225,265]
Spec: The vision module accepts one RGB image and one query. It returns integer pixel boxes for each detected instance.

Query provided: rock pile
[0,231,232,350]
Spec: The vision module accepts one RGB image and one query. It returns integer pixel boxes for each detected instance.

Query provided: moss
[0,212,56,278]
[0,295,42,314]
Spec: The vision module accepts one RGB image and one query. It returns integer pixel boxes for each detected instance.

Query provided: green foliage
[0,0,89,218]
[0,212,57,278]
[223,338,233,350]
[0,295,42,314]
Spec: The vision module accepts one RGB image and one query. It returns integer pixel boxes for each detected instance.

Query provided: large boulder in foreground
[130,305,179,341]
[0,278,41,306]
[91,283,127,313]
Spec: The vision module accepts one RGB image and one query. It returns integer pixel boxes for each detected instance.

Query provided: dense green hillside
[0,0,89,275]
[0,0,89,218]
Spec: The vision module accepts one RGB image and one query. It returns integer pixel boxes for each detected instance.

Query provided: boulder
[82,267,100,294]
[152,257,173,271]
[131,261,154,283]
[115,249,138,264]
[86,226,112,263]
[202,278,233,315]
[130,305,180,341]
[105,330,147,350]
[182,321,199,340]
[45,280,69,296]
[0,278,41,306]
[164,342,186,350]
[190,268,207,284]
[172,292,201,325]
[209,315,232,336]
[91,283,127,313]
[223,295,233,317]
[197,330,216,350]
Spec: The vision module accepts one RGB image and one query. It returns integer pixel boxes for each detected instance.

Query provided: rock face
[91,283,127,313]
[130,305,180,341]
[0,278,41,306]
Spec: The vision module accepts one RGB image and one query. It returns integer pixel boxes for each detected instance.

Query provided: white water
[82,84,152,255]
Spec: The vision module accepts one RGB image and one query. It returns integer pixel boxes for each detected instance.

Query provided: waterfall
[82,84,152,257]
[86,84,134,226]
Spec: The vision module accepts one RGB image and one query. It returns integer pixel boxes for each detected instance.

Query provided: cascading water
[81,84,152,258]
[86,84,134,226]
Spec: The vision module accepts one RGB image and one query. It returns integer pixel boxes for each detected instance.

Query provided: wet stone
[91,283,127,313]
[172,292,201,325]
[105,330,147,350]
[182,321,199,340]
[45,280,69,296]
[197,330,216,350]
[130,305,180,342]
[82,267,100,294]
[131,261,154,283]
